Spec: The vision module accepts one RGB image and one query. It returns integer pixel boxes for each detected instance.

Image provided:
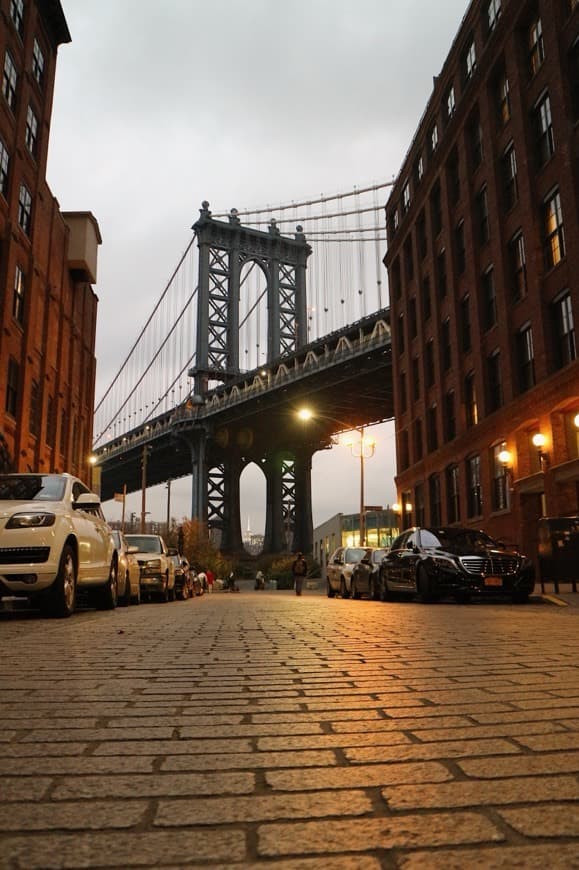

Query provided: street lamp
[297,407,376,546]
[532,432,549,469]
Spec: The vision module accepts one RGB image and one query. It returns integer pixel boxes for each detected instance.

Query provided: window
[29,380,40,438]
[436,250,447,299]
[464,39,477,81]
[468,111,483,167]
[446,148,460,204]
[517,324,535,392]
[429,123,439,155]
[427,405,438,451]
[404,235,414,282]
[497,71,511,124]
[413,418,423,462]
[482,266,497,331]
[529,17,545,76]
[409,297,417,339]
[476,186,489,244]
[465,371,478,427]
[543,189,565,269]
[444,390,456,441]
[445,85,456,121]
[397,313,405,355]
[32,39,45,88]
[391,257,401,300]
[492,442,509,511]
[0,137,8,197]
[414,153,424,186]
[425,339,435,387]
[417,210,427,258]
[441,318,452,371]
[13,265,25,323]
[18,184,32,235]
[486,0,501,34]
[25,105,38,157]
[460,294,471,352]
[551,290,576,368]
[486,349,503,413]
[402,179,411,215]
[399,371,407,413]
[502,144,518,209]
[446,464,461,523]
[429,475,442,526]
[6,357,19,417]
[509,232,527,301]
[400,429,410,470]
[412,357,420,400]
[2,52,18,111]
[466,454,482,517]
[534,93,555,166]
[10,0,24,36]
[422,276,431,321]
[430,182,442,236]
[570,39,579,122]
[454,221,466,275]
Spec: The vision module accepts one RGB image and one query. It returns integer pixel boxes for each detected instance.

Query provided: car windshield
[0,474,66,502]
[125,535,162,553]
[372,549,388,563]
[345,548,369,562]
[422,528,501,554]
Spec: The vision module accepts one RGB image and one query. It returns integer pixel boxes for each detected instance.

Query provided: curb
[537,593,569,607]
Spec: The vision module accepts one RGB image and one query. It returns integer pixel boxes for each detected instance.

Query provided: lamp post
[166,478,172,540]
[297,408,376,546]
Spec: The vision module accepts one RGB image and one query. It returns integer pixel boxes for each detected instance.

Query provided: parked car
[125,534,175,602]
[350,547,390,599]
[379,526,535,603]
[0,473,117,617]
[168,549,193,600]
[326,546,370,598]
[111,530,141,605]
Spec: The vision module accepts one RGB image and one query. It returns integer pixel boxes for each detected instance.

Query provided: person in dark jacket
[291,552,307,596]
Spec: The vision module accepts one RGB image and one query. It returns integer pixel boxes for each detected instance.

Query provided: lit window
[502,144,518,209]
[517,324,535,392]
[18,183,32,234]
[508,232,527,302]
[491,441,509,510]
[0,137,9,197]
[25,105,38,157]
[551,290,576,369]
[2,52,18,111]
[466,454,482,517]
[10,0,24,37]
[543,189,565,269]
[534,92,555,166]
[32,39,45,88]
[529,18,545,76]
[13,265,25,323]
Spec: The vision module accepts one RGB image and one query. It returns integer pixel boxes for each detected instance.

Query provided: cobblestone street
[1,588,578,869]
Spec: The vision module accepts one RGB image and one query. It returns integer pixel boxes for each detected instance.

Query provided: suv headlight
[432,556,459,572]
[144,558,162,570]
[6,512,56,529]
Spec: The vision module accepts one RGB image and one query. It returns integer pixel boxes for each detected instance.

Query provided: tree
[179,519,232,578]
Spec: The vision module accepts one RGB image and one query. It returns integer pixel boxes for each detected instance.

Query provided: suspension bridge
[92,182,395,554]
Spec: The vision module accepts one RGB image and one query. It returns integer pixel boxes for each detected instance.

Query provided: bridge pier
[293,448,314,556]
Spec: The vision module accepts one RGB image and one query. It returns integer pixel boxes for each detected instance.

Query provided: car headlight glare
[433,556,459,572]
[6,512,56,529]
[145,558,162,570]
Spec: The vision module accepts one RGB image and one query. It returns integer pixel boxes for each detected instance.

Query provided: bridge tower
[183,201,313,555]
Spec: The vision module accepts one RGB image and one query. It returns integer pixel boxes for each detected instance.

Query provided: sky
[46,0,470,536]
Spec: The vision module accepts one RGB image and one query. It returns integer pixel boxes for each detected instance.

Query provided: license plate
[484,576,503,587]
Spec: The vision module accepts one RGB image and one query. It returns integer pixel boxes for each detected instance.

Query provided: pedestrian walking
[291,551,307,596]
[206,568,215,593]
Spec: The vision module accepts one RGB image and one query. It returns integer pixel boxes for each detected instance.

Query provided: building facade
[313,508,400,573]
[0,0,101,482]
[384,0,579,564]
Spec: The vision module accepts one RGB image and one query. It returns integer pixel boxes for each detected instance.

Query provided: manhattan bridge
[92,183,395,555]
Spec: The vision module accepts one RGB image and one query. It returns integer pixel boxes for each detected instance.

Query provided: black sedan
[379,527,535,604]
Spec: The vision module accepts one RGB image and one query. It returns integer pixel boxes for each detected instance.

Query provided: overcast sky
[47,0,469,536]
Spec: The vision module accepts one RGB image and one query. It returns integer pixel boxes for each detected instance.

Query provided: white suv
[124,534,175,602]
[0,473,116,617]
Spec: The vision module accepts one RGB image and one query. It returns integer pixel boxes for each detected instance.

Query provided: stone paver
[0,589,578,868]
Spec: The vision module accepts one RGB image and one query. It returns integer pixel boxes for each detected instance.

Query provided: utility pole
[166,478,172,540]
[140,445,150,533]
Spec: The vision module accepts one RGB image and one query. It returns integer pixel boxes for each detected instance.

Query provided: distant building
[313,508,400,572]
[0,0,101,481]
[384,0,579,563]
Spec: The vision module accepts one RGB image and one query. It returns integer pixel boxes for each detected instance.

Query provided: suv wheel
[340,578,350,599]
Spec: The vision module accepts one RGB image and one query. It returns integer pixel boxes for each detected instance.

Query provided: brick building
[0,0,101,481]
[384,0,579,562]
